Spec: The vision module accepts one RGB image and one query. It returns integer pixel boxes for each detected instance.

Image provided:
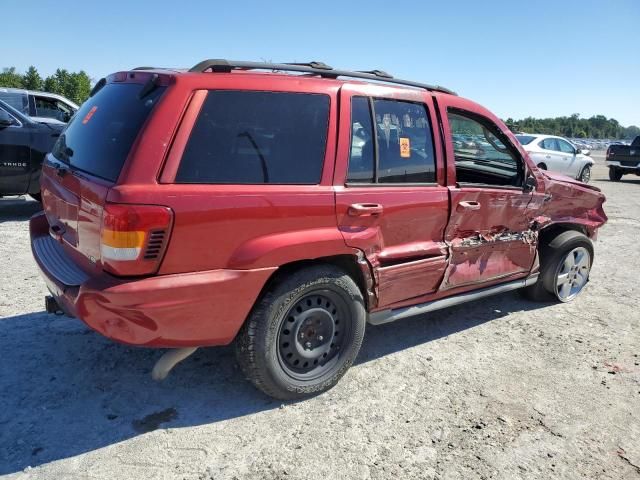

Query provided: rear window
[515,135,536,145]
[52,83,165,182]
[175,91,330,184]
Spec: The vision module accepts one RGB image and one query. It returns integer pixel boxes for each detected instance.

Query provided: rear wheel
[608,167,623,181]
[537,163,547,170]
[235,265,366,400]
[521,230,593,303]
[578,165,591,183]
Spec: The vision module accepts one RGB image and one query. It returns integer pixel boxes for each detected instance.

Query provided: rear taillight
[100,203,173,276]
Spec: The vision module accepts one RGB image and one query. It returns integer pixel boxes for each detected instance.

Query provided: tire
[608,167,623,181]
[537,163,547,170]
[522,230,593,303]
[29,192,42,203]
[578,165,591,183]
[235,265,366,400]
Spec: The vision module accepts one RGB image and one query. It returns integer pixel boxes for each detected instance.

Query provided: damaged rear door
[437,100,537,289]
[335,85,449,308]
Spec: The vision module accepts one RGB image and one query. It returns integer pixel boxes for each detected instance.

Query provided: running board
[368,274,539,326]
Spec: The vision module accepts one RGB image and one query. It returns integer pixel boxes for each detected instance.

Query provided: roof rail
[188,59,456,95]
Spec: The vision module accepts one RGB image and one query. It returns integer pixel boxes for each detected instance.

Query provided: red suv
[30,60,607,399]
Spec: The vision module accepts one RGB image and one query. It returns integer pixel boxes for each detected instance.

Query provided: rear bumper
[30,212,276,347]
[606,160,640,172]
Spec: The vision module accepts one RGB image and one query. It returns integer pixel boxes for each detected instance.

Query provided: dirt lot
[0,152,639,480]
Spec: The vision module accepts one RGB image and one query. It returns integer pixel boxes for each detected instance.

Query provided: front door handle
[348,203,383,217]
[457,201,481,212]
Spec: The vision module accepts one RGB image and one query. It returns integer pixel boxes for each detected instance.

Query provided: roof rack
[187,59,456,95]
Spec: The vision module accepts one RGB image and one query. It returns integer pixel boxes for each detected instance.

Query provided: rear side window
[52,83,165,182]
[176,91,330,184]
[347,97,436,184]
[0,91,29,115]
[515,135,536,145]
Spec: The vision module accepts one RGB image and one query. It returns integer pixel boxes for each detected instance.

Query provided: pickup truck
[606,136,640,181]
[0,99,63,201]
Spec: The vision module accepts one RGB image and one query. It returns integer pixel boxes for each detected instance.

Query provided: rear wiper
[138,74,159,99]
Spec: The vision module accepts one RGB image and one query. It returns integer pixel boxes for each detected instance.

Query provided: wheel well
[260,255,373,309]
[539,223,588,247]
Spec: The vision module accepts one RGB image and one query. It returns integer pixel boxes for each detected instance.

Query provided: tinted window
[347,97,375,183]
[448,111,522,187]
[346,97,436,184]
[52,83,165,182]
[176,91,330,184]
[515,135,536,145]
[0,91,29,115]
[374,99,435,183]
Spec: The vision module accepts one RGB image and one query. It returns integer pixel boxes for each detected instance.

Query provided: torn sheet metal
[453,228,538,248]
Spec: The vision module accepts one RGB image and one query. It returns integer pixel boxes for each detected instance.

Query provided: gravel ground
[1,153,639,480]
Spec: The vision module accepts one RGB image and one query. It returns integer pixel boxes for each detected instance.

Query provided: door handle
[55,164,69,177]
[348,203,384,217]
[545,155,551,159]
[457,201,481,212]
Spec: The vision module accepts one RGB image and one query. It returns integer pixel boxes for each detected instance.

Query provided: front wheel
[608,167,623,181]
[578,165,592,183]
[521,230,593,302]
[235,265,366,400]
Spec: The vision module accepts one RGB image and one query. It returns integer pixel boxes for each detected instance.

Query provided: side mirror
[0,112,15,128]
[523,175,537,192]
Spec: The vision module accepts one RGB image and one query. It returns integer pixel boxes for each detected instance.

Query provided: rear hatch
[41,75,167,273]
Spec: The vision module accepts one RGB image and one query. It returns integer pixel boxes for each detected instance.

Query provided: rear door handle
[348,203,384,217]
[457,201,481,212]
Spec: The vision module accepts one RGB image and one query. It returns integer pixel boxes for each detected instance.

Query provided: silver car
[0,87,78,125]
[516,134,594,183]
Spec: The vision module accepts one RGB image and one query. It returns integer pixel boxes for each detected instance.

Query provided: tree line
[0,66,91,105]
[505,114,639,140]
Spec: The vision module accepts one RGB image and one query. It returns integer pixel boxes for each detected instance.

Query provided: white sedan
[515,134,594,183]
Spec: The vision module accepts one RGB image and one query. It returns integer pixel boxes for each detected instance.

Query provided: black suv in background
[0,100,63,202]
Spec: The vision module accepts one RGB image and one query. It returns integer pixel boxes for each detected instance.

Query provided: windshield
[52,82,165,182]
[515,135,536,145]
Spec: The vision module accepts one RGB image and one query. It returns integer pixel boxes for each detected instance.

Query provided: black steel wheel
[235,265,366,400]
[277,291,351,380]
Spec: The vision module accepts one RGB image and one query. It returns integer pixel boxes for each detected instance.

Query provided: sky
[2,0,639,126]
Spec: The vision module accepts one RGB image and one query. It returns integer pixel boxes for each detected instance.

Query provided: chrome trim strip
[368,274,539,325]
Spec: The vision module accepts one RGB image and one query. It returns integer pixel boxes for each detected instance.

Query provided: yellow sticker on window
[400,137,411,158]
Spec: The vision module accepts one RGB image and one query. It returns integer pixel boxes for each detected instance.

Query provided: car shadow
[0,197,43,222]
[0,292,549,474]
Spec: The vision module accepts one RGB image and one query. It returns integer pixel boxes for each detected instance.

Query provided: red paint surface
[31,68,607,347]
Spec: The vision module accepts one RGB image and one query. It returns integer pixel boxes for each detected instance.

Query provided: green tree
[67,71,91,104]
[0,67,23,88]
[22,66,43,90]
